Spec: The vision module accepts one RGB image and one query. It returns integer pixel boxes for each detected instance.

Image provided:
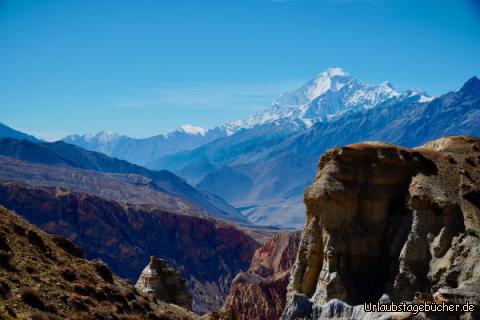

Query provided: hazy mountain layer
[156,77,480,228]
[0,137,249,224]
[63,125,227,166]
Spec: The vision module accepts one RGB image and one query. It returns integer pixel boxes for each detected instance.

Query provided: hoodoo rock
[282,136,480,320]
[136,256,193,310]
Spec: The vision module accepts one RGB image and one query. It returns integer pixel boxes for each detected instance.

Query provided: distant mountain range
[0,136,250,224]
[63,68,424,166]
[0,122,40,142]
[152,71,479,228]
[5,68,480,228]
[63,124,228,166]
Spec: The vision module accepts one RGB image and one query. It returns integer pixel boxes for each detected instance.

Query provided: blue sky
[1,0,479,140]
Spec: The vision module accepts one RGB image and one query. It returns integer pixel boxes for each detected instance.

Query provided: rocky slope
[0,205,199,320]
[0,181,259,314]
[282,136,480,320]
[212,231,301,320]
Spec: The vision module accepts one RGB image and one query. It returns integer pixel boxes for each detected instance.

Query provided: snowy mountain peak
[177,124,207,136]
[307,68,354,99]
[222,68,404,133]
[379,81,395,89]
[322,67,349,77]
[94,131,121,142]
[402,88,433,102]
[64,131,121,143]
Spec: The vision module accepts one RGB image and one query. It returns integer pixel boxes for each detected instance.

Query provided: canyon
[0,181,259,314]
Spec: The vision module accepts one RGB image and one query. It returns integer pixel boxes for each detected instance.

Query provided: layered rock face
[136,256,193,310]
[0,182,259,314]
[214,231,301,320]
[283,136,480,320]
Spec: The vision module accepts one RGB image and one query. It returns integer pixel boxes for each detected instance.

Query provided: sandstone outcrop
[283,136,480,320]
[0,205,200,320]
[214,231,301,320]
[136,256,193,310]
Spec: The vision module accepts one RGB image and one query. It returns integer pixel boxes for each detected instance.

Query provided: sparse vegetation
[59,266,77,282]
[93,260,114,283]
[20,287,49,311]
[0,231,10,252]
[0,280,10,299]
[52,235,84,258]
[0,206,200,320]
[27,230,51,256]
[30,311,63,320]
[0,250,13,271]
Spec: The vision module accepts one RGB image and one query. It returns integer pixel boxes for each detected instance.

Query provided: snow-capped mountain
[63,67,432,169]
[176,124,208,136]
[221,68,413,133]
[60,67,480,229]
[63,125,225,166]
[64,131,121,155]
[155,76,478,228]
[63,67,433,177]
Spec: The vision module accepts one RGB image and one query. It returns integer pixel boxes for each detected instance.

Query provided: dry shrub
[52,235,84,258]
[30,311,63,320]
[67,293,94,311]
[12,223,26,236]
[73,283,97,297]
[4,305,16,317]
[0,250,14,271]
[21,287,47,310]
[0,231,10,252]
[59,266,77,281]
[27,230,53,259]
[0,280,11,299]
[93,260,114,283]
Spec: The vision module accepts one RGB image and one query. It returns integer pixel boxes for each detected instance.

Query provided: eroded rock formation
[136,256,193,310]
[213,231,301,320]
[283,136,480,320]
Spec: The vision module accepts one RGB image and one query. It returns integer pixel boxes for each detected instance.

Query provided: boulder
[136,256,193,310]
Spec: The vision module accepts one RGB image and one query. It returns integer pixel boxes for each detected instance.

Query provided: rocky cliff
[283,136,480,320]
[0,205,199,320]
[211,231,301,320]
[0,181,259,314]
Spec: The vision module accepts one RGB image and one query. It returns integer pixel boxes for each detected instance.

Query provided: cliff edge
[283,136,480,320]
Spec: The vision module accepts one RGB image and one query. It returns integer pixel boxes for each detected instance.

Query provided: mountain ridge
[0,137,249,224]
[63,68,419,166]
[157,75,479,227]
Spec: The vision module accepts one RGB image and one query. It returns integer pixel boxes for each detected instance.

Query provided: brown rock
[283,136,480,320]
[217,231,301,320]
